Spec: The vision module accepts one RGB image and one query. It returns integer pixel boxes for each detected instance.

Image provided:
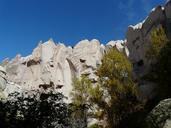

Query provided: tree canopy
[0,91,70,128]
[71,48,143,128]
[146,26,171,99]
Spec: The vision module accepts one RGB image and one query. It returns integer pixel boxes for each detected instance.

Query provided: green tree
[146,26,168,60]
[70,76,92,128]
[145,26,171,99]
[157,41,171,98]
[71,76,92,107]
[89,48,142,128]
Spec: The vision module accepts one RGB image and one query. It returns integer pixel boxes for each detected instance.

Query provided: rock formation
[1,0,171,101]
[2,38,129,100]
[126,2,171,75]
[126,0,171,99]
[146,98,171,128]
[2,39,106,100]
[0,66,7,92]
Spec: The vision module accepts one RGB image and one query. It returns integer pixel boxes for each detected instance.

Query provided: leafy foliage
[89,48,143,128]
[70,76,92,128]
[146,26,171,99]
[71,76,92,107]
[0,91,70,128]
[146,26,168,60]
[88,123,100,128]
[1,27,170,128]
[71,48,143,128]
[156,41,171,98]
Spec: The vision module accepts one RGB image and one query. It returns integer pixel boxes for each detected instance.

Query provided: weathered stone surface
[4,82,23,98]
[126,6,166,68]
[126,0,171,71]
[146,99,171,128]
[163,120,171,128]
[2,0,171,102]
[165,0,171,19]
[139,82,157,99]
[4,39,105,101]
[126,0,171,99]
[0,66,7,91]
[0,65,24,99]
[165,0,171,39]
[106,40,129,56]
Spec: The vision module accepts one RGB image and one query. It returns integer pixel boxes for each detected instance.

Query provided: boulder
[146,99,171,128]
[164,120,171,128]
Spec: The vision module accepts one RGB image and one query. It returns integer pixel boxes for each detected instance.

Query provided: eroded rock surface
[0,66,7,92]
[3,39,106,100]
[126,6,166,74]
[146,99,171,128]
[126,0,171,99]
[2,0,171,101]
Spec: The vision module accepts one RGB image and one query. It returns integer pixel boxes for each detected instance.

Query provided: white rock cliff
[1,0,171,101]
[3,39,108,100]
[2,38,129,100]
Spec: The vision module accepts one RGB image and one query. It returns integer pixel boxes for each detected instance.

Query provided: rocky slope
[0,0,171,101]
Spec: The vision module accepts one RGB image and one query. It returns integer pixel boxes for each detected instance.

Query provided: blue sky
[0,0,165,61]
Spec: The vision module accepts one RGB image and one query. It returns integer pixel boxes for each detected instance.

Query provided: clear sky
[0,0,165,61]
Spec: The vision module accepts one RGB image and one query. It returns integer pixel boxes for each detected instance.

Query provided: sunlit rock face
[4,39,129,100]
[3,1,171,102]
[4,39,106,100]
[0,66,7,91]
[106,40,129,56]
